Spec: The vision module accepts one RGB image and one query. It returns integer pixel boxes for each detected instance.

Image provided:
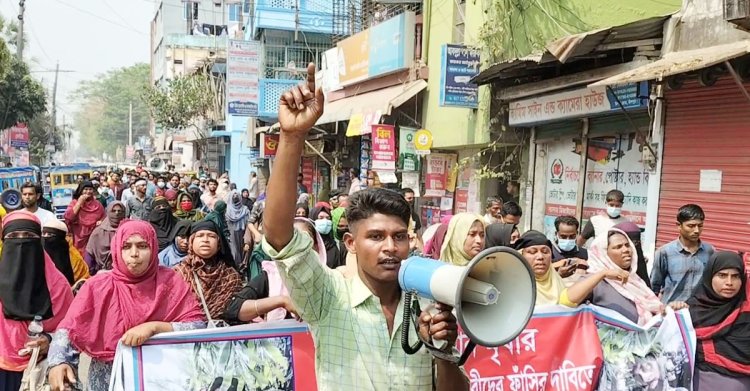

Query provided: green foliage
[0,57,46,130]
[0,15,13,80]
[70,63,150,156]
[479,0,682,63]
[142,74,214,134]
[27,111,64,165]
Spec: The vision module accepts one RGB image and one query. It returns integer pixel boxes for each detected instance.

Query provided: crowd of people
[0,65,748,391]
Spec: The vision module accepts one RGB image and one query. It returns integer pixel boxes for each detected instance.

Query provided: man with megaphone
[261,63,469,390]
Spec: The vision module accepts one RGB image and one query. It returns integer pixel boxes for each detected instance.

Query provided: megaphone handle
[401,291,423,355]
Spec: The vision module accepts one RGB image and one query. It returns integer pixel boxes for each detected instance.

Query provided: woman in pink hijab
[47,220,205,391]
[224,218,327,322]
[0,212,73,391]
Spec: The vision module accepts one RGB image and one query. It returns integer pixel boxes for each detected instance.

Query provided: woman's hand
[120,323,157,347]
[48,364,77,391]
[280,296,301,320]
[20,335,51,357]
[602,269,629,285]
[667,301,689,312]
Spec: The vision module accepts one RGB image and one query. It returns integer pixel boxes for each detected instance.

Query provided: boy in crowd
[500,201,522,225]
[577,189,628,246]
[651,204,714,303]
[262,63,468,390]
[551,215,588,278]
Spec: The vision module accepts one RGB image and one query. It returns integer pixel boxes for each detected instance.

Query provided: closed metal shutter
[656,77,750,252]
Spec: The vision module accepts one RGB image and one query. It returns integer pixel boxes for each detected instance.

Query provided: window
[243,0,251,13]
[229,3,242,22]
[453,0,466,44]
[184,2,198,20]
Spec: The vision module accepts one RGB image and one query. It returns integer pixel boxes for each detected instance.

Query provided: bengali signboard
[463,305,695,391]
[424,153,449,197]
[509,82,648,126]
[542,134,650,238]
[226,40,260,117]
[439,44,481,108]
[112,320,317,391]
[8,123,29,149]
[398,126,420,172]
[371,124,396,170]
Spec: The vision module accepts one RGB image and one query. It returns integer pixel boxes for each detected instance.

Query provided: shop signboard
[398,126,420,171]
[542,133,650,237]
[509,82,648,126]
[226,40,260,117]
[424,153,449,197]
[336,12,416,87]
[371,124,396,170]
[8,123,29,149]
[260,133,279,158]
[414,129,433,155]
[439,44,481,108]
[301,157,314,196]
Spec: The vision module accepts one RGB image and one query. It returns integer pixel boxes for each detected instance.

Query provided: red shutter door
[656,77,750,252]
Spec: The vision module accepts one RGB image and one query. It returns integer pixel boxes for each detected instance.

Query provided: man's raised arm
[264,63,324,251]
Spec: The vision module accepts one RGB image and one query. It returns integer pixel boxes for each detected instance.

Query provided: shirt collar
[675,238,705,253]
[351,273,375,308]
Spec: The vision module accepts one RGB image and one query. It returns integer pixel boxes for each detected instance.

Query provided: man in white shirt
[348,167,363,196]
[248,172,259,201]
[577,189,629,246]
[21,182,56,225]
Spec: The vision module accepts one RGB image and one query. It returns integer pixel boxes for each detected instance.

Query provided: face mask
[180,200,193,212]
[557,238,576,252]
[607,206,622,218]
[98,188,109,196]
[315,219,333,235]
[157,182,166,189]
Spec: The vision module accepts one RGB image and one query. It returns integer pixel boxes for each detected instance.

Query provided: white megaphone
[398,246,536,365]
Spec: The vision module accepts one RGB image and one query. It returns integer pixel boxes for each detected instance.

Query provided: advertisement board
[226,40,260,117]
[371,124,396,170]
[439,44,481,108]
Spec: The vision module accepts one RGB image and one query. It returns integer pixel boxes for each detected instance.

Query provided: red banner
[371,124,396,170]
[454,189,469,213]
[462,310,602,391]
[261,133,279,158]
[301,157,314,196]
[9,123,29,149]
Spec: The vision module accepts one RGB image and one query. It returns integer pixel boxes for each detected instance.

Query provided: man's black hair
[350,167,361,177]
[401,188,414,195]
[501,201,523,217]
[677,204,705,224]
[554,215,580,231]
[207,178,218,186]
[34,183,44,195]
[346,188,411,229]
[20,181,36,192]
[606,189,625,203]
[170,173,180,180]
[486,196,503,208]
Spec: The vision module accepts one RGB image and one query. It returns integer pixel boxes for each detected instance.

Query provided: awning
[592,40,750,86]
[316,79,428,125]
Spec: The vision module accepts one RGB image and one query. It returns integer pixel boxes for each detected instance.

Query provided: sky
[0,0,157,148]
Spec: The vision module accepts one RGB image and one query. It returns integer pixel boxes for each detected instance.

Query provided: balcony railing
[164,34,228,49]
[258,79,299,118]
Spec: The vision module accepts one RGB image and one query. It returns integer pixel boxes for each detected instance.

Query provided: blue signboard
[439,44,481,108]
[368,13,412,77]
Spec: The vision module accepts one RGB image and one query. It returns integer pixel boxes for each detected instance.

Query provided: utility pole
[51,62,59,136]
[294,0,299,41]
[16,0,25,59]
[128,102,133,147]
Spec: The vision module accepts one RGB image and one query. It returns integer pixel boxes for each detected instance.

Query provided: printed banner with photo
[462,305,695,391]
[111,320,317,391]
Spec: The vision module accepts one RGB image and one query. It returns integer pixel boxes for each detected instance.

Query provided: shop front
[516,82,654,238]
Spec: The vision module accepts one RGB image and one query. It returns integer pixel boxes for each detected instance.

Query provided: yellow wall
[422,0,490,149]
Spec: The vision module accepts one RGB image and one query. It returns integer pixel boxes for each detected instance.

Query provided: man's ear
[343,231,356,254]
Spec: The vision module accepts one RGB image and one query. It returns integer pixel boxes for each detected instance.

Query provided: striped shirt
[262,231,434,391]
[650,239,714,303]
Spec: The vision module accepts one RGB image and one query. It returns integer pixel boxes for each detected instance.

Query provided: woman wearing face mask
[155,177,167,198]
[174,191,204,222]
[514,230,566,306]
[149,197,178,253]
[561,229,668,325]
[225,191,250,270]
[158,220,191,267]
[42,219,90,286]
[47,221,205,391]
[439,213,486,266]
[310,206,343,269]
[0,212,73,391]
[85,201,126,274]
[64,181,106,254]
[688,252,750,390]
[224,218,327,323]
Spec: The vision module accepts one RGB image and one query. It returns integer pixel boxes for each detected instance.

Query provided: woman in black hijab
[42,223,76,285]
[688,251,750,390]
[149,196,178,252]
[485,222,519,248]
[309,206,343,269]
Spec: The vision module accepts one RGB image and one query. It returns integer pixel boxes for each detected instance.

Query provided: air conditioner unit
[725,0,750,30]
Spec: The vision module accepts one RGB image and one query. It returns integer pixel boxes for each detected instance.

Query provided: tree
[0,15,13,81]
[27,111,63,165]
[70,63,150,156]
[142,70,220,166]
[0,56,46,130]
